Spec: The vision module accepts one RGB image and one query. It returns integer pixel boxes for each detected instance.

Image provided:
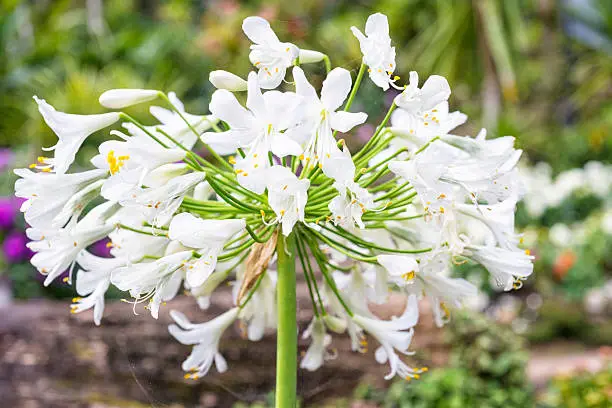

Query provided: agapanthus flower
[242,16,299,89]
[16,13,534,398]
[351,13,398,90]
[33,96,120,174]
[203,72,304,193]
[169,308,239,378]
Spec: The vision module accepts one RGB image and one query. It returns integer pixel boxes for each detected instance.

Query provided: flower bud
[323,315,347,334]
[299,50,325,64]
[209,70,248,92]
[99,89,159,109]
[299,49,325,64]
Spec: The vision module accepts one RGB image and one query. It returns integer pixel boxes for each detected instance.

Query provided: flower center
[401,271,415,282]
[107,150,130,175]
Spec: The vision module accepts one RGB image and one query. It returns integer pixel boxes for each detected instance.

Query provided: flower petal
[209,89,254,129]
[242,16,279,44]
[329,111,367,133]
[321,68,352,111]
[365,13,389,38]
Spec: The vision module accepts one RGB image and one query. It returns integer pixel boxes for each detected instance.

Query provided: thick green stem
[275,232,297,408]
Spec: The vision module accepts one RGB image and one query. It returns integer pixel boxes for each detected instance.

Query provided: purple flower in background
[0,148,14,171]
[3,231,33,263]
[355,123,375,146]
[0,197,20,230]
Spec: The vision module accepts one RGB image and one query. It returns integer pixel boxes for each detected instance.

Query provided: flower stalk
[275,232,298,408]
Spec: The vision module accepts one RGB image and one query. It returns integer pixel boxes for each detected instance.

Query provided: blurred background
[0,0,611,407]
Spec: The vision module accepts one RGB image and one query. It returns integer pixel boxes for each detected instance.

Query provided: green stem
[275,232,297,408]
[343,63,366,112]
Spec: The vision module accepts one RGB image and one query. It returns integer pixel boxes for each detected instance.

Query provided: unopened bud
[209,70,248,92]
[323,315,347,334]
[99,89,159,109]
[298,49,325,64]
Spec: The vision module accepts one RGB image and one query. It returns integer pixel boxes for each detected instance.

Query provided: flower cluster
[16,13,533,381]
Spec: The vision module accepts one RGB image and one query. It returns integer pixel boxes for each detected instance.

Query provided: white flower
[27,201,117,286]
[456,194,520,250]
[394,72,451,114]
[108,207,170,262]
[324,147,375,229]
[71,250,124,325]
[203,73,304,193]
[465,245,534,291]
[34,96,120,174]
[14,168,107,228]
[351,13,397,90]
[390,101,467,149]
[168,213,246,287]
[126,172,206,227]
[415,252,478,327]
[235,270,277,341]
[90,133,186,202]
[242,16,299,89]
[209,70,248,92]
[266,166,309,236]
[168,307,239,378]
[111,250,193,318]
[353,295,421,380]
[99,89,159,109]
[300,317,333,371]
[293,66,367,173]
[377,254,420,288]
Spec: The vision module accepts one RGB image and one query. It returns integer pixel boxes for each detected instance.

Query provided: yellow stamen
[401,271,415,282]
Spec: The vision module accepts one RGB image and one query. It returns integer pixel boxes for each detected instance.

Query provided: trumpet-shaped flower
[390,101,467,149]
[377,254,420,288]
[14,168,107,228]
[71,250,125,325]
[465,245,534,291]
[324,148,375,229]
[351,13,397,90]
[108,207,170,262]
[456,194,520,250]
[242,16,299,89]
[203,73,304,193]
[91,133,186,202]
[293,66,367,173]
[353,295,421,380]
[27,201,117,286]
[266,166,309,236]
[126,172,206,227]
[300,317,333,372]
[394,72,451,114]
[168,213,246,287]
[111,250,193,318]
[168,308,239,378]
[33,96,120,174]
[391,252,478,327]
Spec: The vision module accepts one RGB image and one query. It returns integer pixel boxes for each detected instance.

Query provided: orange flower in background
[553,250,577,281]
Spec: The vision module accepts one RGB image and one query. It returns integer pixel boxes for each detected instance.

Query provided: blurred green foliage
[539,364,612,408]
